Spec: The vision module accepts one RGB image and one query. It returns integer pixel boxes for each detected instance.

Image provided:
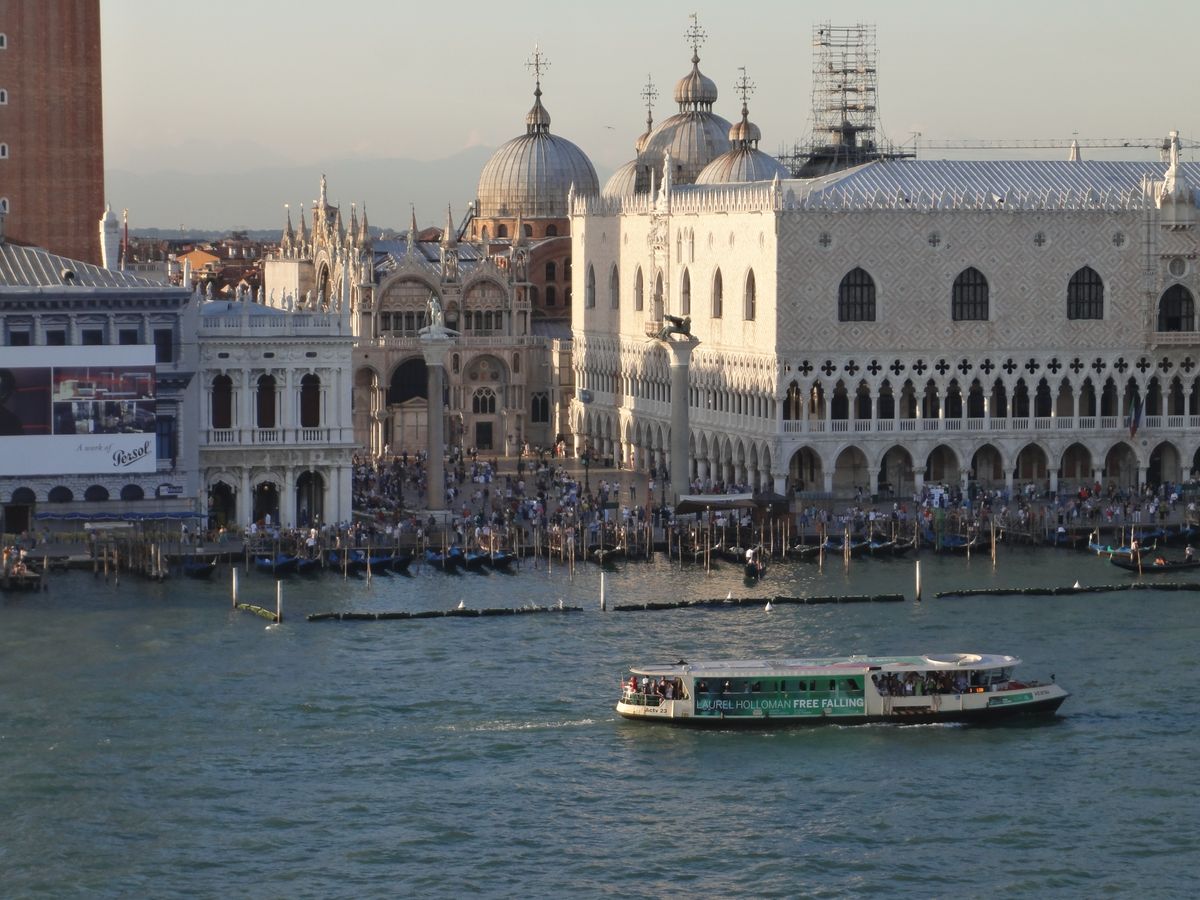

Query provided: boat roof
[629,653,1019,678]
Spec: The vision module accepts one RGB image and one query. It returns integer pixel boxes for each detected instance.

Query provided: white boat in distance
[616,653,1068,726]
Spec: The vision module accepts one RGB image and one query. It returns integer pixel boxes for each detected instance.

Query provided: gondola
[327,549,367,575]
[182,558,217,579]
[366,552,394,575]
[592,544,626,565]
[1109,556,1200,574]
[822,536,869,558]
[424,548,462,573]
[463,549,489,572]
[484,550,517,572]
[255,554,299,576]
[296,556,324,576]
[789,543,822,561]
[390,549,414,573]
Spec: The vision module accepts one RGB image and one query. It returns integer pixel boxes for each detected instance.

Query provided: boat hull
[617,689,1068,727]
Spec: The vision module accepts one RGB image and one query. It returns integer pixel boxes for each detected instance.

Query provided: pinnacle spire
[442,204,457,247]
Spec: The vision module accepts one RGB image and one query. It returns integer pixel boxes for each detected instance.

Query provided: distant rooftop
[0,239,171,289]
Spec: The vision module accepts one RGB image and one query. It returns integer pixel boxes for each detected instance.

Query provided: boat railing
[622,691,664,707]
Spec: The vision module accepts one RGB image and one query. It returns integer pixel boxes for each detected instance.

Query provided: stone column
[660,335,699,504]
[421,332,453,510]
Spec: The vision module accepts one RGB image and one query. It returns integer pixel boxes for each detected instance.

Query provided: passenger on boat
[1186,545,1195,562]
[1154,556,1167,566]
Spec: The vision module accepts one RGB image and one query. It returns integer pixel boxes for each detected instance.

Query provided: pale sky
[99,0,1200,229]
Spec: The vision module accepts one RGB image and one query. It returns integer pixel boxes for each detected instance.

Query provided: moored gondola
[255,554,299,576]
[182,557,217,579]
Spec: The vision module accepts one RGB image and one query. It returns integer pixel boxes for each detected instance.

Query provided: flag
[1128,397,1143,439]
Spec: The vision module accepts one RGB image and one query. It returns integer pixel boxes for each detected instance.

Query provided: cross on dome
[735,67,755,108]
[685,13,707,62]
[641,74,658,116]
[526,44,550,87]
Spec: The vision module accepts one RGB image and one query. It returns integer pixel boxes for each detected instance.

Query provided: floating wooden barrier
[235,602,279,622]
[613,593,906,611]
[307,605,583,622]
[935,582,1200,599]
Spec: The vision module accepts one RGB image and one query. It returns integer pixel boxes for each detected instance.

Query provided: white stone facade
[571,146,1200,500]
[196,293,356,529]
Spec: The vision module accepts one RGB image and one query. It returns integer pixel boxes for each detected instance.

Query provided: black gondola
[296,556,323,576]
[182,558,217,579]
[1110,556,1200,574]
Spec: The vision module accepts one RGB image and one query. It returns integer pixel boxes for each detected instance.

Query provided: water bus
[616,652,1068,726]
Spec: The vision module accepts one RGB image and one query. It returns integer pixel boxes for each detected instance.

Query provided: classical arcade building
[572,131,1200,501]
[195,285,356,529]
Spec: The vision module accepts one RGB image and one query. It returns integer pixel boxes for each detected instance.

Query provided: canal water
[2,550,1197,898]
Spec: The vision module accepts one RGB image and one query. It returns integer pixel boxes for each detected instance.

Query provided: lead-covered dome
[635,46,730,187]
[696,98,789,185]
[603,159,640,198]
[674,53,718,107]
[476,82,599,218]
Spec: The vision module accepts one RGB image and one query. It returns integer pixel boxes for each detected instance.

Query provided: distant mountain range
[109,145,593,234]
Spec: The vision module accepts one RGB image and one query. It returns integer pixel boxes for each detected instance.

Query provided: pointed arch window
[545,224,558,237]
[545,285,557,307]
[634,268,644,311]
[744,269,756,321]
[545,261,557,282]
[1067,266,1104,319]
[609,265,619,308]
[1158,284,1195,332]
[681,269,691,316]
[472,388,497,414]
[951,267,989,321]
[712,269,723,318]
[496,224,508,238]
[838,267,876,322]
[585,265,596,308]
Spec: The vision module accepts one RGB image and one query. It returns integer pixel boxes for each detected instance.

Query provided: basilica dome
[696,100,789,185]
[635,50,731,187]
[603,159,640,198]
[476,83,599,219]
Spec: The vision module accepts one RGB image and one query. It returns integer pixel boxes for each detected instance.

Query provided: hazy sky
[100,0,1200,228]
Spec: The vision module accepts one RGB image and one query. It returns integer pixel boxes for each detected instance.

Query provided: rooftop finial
[685,12,707,64]
[735,66,755,115]
[641,74,658,132]
[526,44,549,92]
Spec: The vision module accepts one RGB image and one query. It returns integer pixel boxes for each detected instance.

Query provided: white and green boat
[616,653,1068,726]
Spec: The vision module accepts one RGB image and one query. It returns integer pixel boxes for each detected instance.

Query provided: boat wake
[445,718,600,734]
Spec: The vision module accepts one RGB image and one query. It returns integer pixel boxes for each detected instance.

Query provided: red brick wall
[0,0,104,264]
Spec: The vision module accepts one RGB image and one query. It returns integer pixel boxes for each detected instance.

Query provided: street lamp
[583,451,591,493]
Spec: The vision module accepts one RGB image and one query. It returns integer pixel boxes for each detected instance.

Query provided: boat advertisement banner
[987,692,1034,708]
[0,346,157,476]
[695,678,865,718]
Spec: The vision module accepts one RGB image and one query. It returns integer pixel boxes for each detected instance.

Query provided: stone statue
[428,294,444,329]
[657,313,692,341]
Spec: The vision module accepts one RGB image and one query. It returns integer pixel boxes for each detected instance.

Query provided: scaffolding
[779,22,912,178]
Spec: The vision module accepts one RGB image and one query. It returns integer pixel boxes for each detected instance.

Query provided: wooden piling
[915,560,922,602]
[232,566,239,606]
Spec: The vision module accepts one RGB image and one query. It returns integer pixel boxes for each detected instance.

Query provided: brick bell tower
[0,0,105,264]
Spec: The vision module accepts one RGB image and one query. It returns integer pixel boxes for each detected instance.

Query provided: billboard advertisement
[0,346,158,476]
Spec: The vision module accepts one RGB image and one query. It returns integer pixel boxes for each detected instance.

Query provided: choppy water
[2,549,1198,898]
